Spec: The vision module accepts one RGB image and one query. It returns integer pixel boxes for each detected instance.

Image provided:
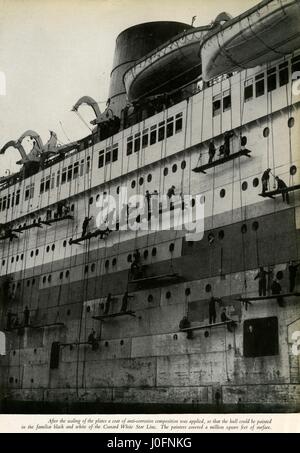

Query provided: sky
[0,0,257,175]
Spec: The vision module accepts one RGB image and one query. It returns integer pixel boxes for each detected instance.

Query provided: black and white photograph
[0,0,300,422]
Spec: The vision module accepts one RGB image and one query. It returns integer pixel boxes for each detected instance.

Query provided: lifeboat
[201,0,300,81]
[123,26,210,101]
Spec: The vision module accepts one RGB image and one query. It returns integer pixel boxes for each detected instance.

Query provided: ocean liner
[0,0,300,413]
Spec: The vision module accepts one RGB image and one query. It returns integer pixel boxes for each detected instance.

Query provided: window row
[40,156,91,194]
[0,189,21,212]
[98,144,118,169]
[126,112,183,156]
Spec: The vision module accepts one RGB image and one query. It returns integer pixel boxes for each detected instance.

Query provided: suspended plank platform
[0,232,19,241]
[69,228,111,245]
[41,214,74,226]
[13,222,43,233]
[237,293,300,302]
[259,184,300,199]
[92,311,136,321]
[129,272,181,286]
[193,149,251,174]
[180,320,236,332]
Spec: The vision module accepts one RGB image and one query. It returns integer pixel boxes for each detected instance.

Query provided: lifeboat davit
[123,26,210,101]
[201,0,300,81]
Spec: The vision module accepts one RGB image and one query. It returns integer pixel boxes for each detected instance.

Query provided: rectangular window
[2,196,6,211]
[7,194,10,210]
[244,78,253,102]
[51,174,55,189]
[142,129,149,148]
[61,167,67,184]
[212,95,221,116]
[86,156,91,173]
[267,67,277,92]
[105,148,111,164]
[15,190,20,206]
[80,159,84,176]
[45,176,50,191]
[11,192,15,208]
[150,125,157,145]
[223,89,231,111]
[175,112,183,132]
[292,55,300,73]
[40,178,45,194]
[255,73,265,97]
[29,183,35,199]
[279,62,289,87]
[243,317,278,358]
[166,117,174,137]
[0,198,2,211]
[158,121,165,141]
[25,186,30,200]
[112,144,118,162]
[134,133,141,152]
[67,165,73,182]
[73,162,79,178]
[98,150,104,168]
[127,136,133,155]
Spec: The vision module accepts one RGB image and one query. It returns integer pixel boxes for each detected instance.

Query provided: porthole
[9,377,13,384]
[241,136,247,147]
[204,331,210,338]
[30,251,34,257]
[139,177,144,186]
[252,221,259,231]
[2,260,5,266]
[163,167,168,177]
[96,194,100,201]
[220,189,226,198]
[21,254,24,260]
[263,127,270,138]
[169,243,175,252]
[27,280,30,287]
[65,270,70,278]
[89,197,93,204]
[42,276,46,284]
[48,275,52,283]
[181,160,186,170]
[136,215,141,223]
[90,263,95,272]
[84,265,89,274]
[205,284,212,293]
[242,182,248,191]
[30,378,34,383]
[185,288,191,296]
[276,271,283,280]
[71,204,75,212]
[143,250,149,259]
[34,348,37,354]
[105,259,109,268]
[253,178,259,188]
[288,117,295,128]
[112,258,117,266]
[131,180,136,189]
[290,165,297,176]
[15,378,18,383]
[32,279,35,286]
[63,240,67,247]
[172,164,177,173]
[152,247,157,257]
[148,294,153,302]
[59,272,63,280]
[191,198,195,207]
[46,246,50,253]
[116,186,120,194]
[13,351,16,356]
[127,254,132,263]
[105,341,109,347]
[147,174,152,183]
[120,340,124,346]
[51,244,55,251]
[16,255,19,262]
[173,334,178,340]
[218,230,225,240]
[86,306,91,313]
[11,257,14,263]
[208,232,215,244]
[241,224,247,234]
